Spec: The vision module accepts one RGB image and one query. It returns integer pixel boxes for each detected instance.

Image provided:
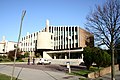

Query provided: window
[75,43,78,47]
[37,32,38,36]
[75,35,78,39]
[29,35,30,38]
[34,33,35,37]
[51,35,53,40]
[49,27,51,32]
[22,38,23,41]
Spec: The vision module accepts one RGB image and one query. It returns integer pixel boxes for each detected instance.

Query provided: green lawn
[70,66,103,77]
[0,73,21,80]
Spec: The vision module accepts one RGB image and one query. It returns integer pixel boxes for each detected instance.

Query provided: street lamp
[68,36,71,59]
[11,10,26,80]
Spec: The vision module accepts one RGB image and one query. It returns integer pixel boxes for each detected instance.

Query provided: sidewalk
[0,64,81,80]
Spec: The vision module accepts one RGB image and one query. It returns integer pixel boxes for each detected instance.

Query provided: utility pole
[11,10,26,80]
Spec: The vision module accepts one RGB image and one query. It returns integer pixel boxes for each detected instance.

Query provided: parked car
[37,58,51,65]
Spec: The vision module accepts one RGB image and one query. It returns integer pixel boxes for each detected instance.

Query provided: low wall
[88,64,119,79]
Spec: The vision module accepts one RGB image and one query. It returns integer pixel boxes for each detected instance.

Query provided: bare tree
[86,0,120,80]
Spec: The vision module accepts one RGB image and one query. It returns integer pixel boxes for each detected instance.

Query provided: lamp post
[68,36,71,73]
[68,36,71,59]
[11,10,26,80]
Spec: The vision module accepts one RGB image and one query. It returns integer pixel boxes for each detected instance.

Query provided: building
[20,20,94,62]
[0,36,17,56]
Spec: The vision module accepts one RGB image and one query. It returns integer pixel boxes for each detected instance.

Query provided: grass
[0,73,21,80]
[70,70,91,76]
[70,66,103,77]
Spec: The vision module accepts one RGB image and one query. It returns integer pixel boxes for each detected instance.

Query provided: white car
[37,58,51,65]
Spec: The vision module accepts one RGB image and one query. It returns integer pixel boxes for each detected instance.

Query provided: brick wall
[88,64,119,78]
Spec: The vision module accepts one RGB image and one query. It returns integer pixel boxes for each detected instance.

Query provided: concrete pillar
[81,54,83,59]
[54,54,56,59]
[65,54,67,59]
[46,19,49,32]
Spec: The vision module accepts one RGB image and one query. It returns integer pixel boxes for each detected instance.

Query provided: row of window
[49,26,78,32]
[54,35,78,41]
[54,43,78,50]
[21,40,37,46]
[21,48,35,52]
[21,32,39,41]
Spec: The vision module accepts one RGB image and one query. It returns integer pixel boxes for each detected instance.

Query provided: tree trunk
[111,47,115,80]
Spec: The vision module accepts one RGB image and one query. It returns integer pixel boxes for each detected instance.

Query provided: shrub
[83,47,111,69]
[24,52,29,58]
[83,47,94,70]
[102,51,111,67]
[7,49,22,61]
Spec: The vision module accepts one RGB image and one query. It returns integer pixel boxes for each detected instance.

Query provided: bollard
[66,61,71,73]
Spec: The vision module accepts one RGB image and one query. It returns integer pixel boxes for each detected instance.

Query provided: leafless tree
[86,0,120,80]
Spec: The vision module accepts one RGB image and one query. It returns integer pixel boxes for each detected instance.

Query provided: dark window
[34,33,35,37]
[52,27,53,33]
[72,43,74,48]
[29,35,30,38]
[75,27,77,31]
[51,35,53,39]
[34,40,36,43]
[76,43,78,47]
[22,38,23,41]
[75,35,78,39]
[49,27,51,32]
[66,27,68,31]
[69,27,71,31]
[37,32,38,36]
[66,44,68,49]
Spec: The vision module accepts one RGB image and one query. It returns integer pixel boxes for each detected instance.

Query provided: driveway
[0,64,82,80]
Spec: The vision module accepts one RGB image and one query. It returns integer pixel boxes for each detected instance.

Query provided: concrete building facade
[0,36,17,55]
[20,20,94,62]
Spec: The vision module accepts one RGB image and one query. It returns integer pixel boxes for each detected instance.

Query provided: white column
[74,26,75,47]
[65,54,67,59]
[58,27,60,49]
[54,54,56,59]
[65,26,66,49]
[71,26,72,48]
[60,26,61,49]
[46,19,49,32]
[63,27,64,49]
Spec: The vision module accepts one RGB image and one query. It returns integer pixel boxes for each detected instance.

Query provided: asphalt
[0,64,82,80]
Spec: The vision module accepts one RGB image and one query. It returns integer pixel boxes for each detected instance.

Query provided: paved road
[0,64,81,80]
